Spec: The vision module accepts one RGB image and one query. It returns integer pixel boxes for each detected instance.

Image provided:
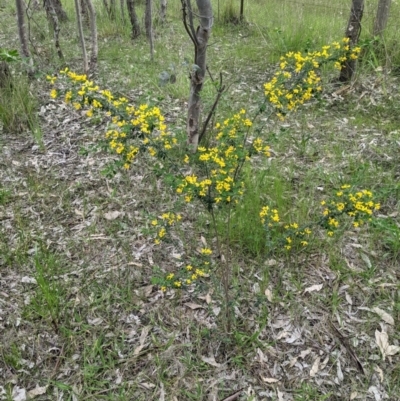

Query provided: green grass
[1,0,400,399]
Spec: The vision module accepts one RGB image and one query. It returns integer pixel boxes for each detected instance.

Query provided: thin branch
[181,0,197,48]
[185,0,198,45]
[198,72,226,144]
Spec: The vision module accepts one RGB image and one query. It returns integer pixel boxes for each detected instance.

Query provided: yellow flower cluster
[264,38,362,118]
[321,185,380,235]
[48,68,176,170]
[155,245,212,291]
[151,212,182,245]
[260,206,312,253]
[176,110,270,209]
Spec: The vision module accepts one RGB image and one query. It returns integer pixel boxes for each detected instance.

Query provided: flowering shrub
[47,69,177,171]
[176,110,270,210]
[320,185,380,236]
[47,38,372,297]
[264,38,362,119]
[259,206,312,253]
[260,185,380,254]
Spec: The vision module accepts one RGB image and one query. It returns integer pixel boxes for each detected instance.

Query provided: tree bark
[49,0,68,22]
[74,0,89,73]
[339,0,364,83]
[127,0,140,39]
[15,0,34,75]
[374,0,391,37]
[182,0,213,150]
[86,0,98,72]
[43,0,64,60]
[16,0,30,60]
[145,0,154,60]
[159,0,167,23]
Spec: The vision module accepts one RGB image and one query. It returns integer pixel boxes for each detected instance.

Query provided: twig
[218,388,244,401]
[198,72,226,144]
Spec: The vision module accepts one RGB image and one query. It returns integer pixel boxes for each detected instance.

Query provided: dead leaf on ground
[375,329,400,361]
[104,210,123,220]
[372,307,394,325]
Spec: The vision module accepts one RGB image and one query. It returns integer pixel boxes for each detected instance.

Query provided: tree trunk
[127,0,140,39]
[74,0,89,73]
[86,0,98,72]
[239,0,244,21]
[145,0,154,60]
[80,0,90,26]
[182,0,213,150]
[43,0,64,60]
[49,0,68,22]
[374,0,391,37]
[159,0,167,23]
[15,0,34,75]
[16,0,30,60]
[339,0,364,83]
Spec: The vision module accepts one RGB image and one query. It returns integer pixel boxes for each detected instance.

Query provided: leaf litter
[0,48,400,401]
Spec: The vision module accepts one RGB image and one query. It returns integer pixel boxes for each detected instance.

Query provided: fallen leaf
[360,253,372,268]
[87,317,103,326]
[310,357,320,377]
[201,355,221,367]
[264,288,273,302]
[27,386,48,398]
[304,284,323,293]
[133,326,151,356]
[375,329,400,360]
[184,302,203,310]
[12,387,26,401]
[372,307,394,326]
[205,293,212,304]
[337,359,344,382]
[374,365,384,382]
[104,211,122,220]
[21,276,37,284]
[262,377,279,383]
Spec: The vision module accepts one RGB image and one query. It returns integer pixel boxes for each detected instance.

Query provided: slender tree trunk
[339,0,364,82]
[80,0,90,26]
[43,0,64,60]
[145,0,154,61]
[374,0,391,37]
[74,0,89,73]
[239,0,244,21]
[182,0,213,150]
[86,0,98,72]
[127,0,140,38]
[49,0,68,22]
[16,0,30,60]
[15,0,34,75]
[159,0,167,23]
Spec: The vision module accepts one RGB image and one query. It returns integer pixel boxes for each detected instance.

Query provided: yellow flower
[201,248,212,255]
[160,286,167,292]
[50,89,57,99]
[166,273,174,280]
[86,109,93,118]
